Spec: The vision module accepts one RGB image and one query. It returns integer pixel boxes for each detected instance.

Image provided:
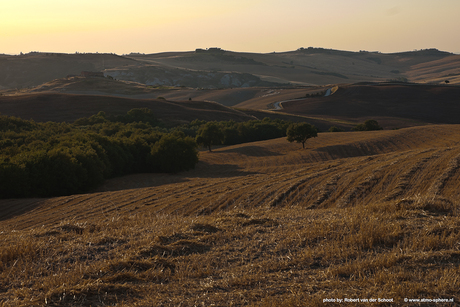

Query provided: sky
[2,0,460,55]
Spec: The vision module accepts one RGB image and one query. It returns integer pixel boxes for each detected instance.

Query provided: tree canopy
[195,122,224,152]
[286,122,318,149]
[0,111,296,197]
[0,111,198,198]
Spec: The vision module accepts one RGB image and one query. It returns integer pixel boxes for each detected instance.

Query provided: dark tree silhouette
[286,122,318,149]
[195,122,224,152]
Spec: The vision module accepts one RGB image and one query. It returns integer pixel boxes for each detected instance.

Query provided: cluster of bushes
[328,120,383,132]
[352,120,383,131]
[0,110,198,198]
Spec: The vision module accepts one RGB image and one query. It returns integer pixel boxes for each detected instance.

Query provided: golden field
[1,125,460,306]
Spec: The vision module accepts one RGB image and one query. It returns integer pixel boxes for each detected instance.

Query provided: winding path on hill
[273,87,333,110]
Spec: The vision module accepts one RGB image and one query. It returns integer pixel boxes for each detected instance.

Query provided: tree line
[0,110,294,198]
[0,107,383,198]
[177,118,292,152]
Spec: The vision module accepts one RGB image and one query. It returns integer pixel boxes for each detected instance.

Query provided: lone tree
[195,122,224,152]
[287,122,318,149]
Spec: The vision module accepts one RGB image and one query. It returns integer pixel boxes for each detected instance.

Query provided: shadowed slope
[0,93,255,124]
[281,83,460,129]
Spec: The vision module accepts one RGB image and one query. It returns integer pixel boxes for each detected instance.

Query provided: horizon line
[1,47,457,57]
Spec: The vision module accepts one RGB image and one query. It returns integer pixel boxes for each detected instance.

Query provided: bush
[329,126,344,132]
[353,120,383,131]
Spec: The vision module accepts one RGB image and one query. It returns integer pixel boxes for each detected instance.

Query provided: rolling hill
[0,52,136,90]
[4,77,460,131]
[2,124,460,228]
[1,48,459,91]
[1,125,460,305]
[1,47,460,306]
[0,92,256,125]
[279,83,460,129]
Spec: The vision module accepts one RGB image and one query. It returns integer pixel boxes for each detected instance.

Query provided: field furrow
[2,125,460,231]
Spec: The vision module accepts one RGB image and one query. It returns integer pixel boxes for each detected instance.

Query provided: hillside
[127,48,458,86]
[406,55,460,84]
[1,48,459,91]
[279,83,460,129]
[9,78,460,132]
[0,53,136,90]
[1,125,460,305]
[3,124,460,227]
[0,93,255,125]
[1,48,460,305]
[2,76,330,108]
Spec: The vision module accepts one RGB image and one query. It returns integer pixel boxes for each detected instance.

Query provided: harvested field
[2,125,460,229]
[1,124,460,306]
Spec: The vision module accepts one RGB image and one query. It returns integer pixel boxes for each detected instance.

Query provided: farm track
[1,125,460,230]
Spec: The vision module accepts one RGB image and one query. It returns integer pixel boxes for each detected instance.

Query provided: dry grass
[1,200,459,306]
[1,125,460,306]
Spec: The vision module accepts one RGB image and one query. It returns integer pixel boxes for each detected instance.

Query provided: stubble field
[1,125,460,306]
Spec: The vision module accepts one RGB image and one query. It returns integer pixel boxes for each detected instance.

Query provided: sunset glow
[2,0,460,54]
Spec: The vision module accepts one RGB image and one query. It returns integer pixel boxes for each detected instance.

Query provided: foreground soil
[1,125,460,306]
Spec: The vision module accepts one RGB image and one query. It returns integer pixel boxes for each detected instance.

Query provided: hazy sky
[2,0,460,55]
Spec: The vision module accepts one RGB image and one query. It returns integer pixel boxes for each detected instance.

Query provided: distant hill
[1,48,459,90]
[280,83,460,129]
[0,53,136,90]
[3,79,460,130]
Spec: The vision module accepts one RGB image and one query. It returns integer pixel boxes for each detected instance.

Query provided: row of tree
[191,119,383,151]
[188,118,292,151]
[0,106,383,198]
